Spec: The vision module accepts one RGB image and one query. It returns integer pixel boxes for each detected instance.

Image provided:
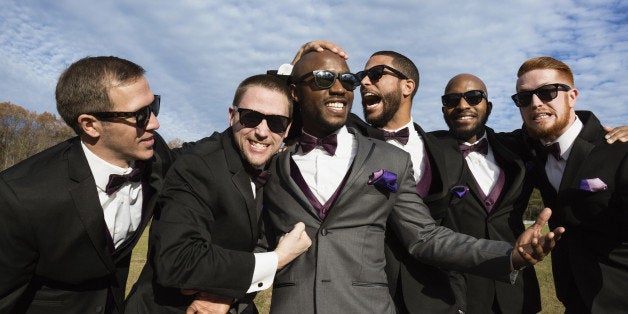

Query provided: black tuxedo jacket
[346,114,462,313]
[125,129,262,313]
[525,111,628,313]
[431,127,541,314]
[0,134,173,314]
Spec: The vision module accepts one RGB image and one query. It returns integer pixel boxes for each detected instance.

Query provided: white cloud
[0,0,626,141]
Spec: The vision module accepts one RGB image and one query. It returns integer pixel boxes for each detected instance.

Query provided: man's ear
[228,106,237,127]
[402,79,415,98]
[77,114,101,138]
[487,101,493,116]
[568,88,578,108]
[290,84,299,103]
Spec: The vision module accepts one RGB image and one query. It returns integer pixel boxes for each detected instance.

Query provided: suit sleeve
[0,177,38,312]
[388,155,514,281]
[149,153,256,299]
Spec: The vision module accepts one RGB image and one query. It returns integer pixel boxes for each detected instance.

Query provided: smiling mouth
[325,99,347,111]
[532,112,553,122]
[249,140,270,150]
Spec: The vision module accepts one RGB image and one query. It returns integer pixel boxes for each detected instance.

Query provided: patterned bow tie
[459,138,488,158]
[382,127,410,145]
[105,165,144,195]
[300,133,338,155]
[540,142,562,161]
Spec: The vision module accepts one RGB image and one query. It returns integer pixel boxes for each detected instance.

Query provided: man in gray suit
[261,49,564,313]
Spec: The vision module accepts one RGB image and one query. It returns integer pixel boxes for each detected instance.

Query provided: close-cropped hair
[56,56,146,134]
[233,74,293,116]
[371,50,420,98]
[517,56,575,86]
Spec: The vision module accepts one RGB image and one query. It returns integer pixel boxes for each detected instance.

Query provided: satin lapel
[559,136,594,191]
[488,130,525,208]
[416,123,448,202]
[223,131,259,240]
[66,139,116,272]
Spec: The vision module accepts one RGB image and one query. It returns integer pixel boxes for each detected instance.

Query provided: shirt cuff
[247,252,278,293]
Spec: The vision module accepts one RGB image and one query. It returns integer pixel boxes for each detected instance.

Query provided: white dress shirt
[461,134,501,195]
[381,119,426,183]
[81,142,143,249]
[541,117,583,191]
[292,126,357,204]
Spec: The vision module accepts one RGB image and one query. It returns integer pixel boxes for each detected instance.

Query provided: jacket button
[94,305,103,313]
[321,229,327,236]
[258,282,263,287]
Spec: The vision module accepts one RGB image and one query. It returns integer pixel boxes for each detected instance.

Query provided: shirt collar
[381,118,414,133]
[81,141,134,192]
[541,116,583,160]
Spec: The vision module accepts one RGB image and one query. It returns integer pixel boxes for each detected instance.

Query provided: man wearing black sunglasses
[262,48,564,314]
[0,56,175,313]
[432,73,544,314]
[125,74,311,314]
[513,56,628,313]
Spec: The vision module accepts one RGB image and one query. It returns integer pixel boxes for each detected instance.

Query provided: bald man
[431,73,541,313]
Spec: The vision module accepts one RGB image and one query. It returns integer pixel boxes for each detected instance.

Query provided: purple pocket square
[578,178,607,192]
[450,185,469,199]
[368,169,398,193]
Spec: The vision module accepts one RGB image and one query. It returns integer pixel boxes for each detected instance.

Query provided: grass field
[126,224,564,314]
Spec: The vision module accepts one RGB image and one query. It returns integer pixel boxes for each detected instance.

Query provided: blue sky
[1,0,626,142]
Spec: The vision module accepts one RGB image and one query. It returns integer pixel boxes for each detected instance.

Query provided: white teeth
[535,113,550,119]
[458,116,473,120]
[251,141,268,148]
[363,92,375,97]
[326,102,344,109]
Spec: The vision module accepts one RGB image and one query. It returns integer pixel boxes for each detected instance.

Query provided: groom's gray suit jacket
[263,129,515,314]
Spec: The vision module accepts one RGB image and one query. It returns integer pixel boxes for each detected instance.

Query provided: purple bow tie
[244,163,271,189]
[540,142,562,160]
[382,127,410,145]
[459,138,488,157]
[300,133,337,155]
[105,166,143,195]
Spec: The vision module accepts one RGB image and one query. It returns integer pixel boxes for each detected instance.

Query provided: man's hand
[603,125,628,144]
[275,222,312,269]
[291,40,349,65]
[512,207,565,269]
[182,290,232,314]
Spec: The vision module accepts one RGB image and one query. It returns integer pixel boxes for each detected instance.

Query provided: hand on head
[292,40,349,65]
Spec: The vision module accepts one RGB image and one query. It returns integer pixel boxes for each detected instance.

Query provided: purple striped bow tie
[300,133,337,155]
[382,127,410,145]
[459,138,488,158]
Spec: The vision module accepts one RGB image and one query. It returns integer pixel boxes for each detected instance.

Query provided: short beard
[525,95,571,140]
[364,85,402,128]
[446,114,489,142]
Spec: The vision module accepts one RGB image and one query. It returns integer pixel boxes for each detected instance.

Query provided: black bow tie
[459,138,489,158]
[382,127,410,145]
[105,165,144,195]
[540,142,562,160]
[300,133,338,155]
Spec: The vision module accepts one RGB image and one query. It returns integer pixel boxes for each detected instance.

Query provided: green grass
[127,224,564,314]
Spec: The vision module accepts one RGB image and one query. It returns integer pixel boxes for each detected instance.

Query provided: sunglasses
[294,70,360,91]
[356,65,408,82]
[90,95,160,128]
[236,107,291,134]
[511,83,571,107]
[441,90,487,108]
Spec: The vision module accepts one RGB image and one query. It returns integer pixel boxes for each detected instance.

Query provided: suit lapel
[222,131,260,240]
[66,139,116,272]
[275,145,321,221]
[416,123,449,202]
[487,129,525,211]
